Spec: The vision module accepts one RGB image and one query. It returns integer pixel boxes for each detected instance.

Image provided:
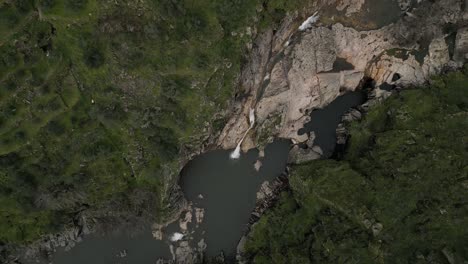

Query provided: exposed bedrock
[218,0,468,151]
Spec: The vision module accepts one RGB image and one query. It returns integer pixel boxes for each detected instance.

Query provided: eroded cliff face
[218,0,468,151]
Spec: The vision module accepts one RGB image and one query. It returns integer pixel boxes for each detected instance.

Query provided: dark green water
[49,140,290,263]
[48,88,365,263]
[327,57,355,73]
[52,227,176,264]
[299,91,365,157]
[180,140,290,258]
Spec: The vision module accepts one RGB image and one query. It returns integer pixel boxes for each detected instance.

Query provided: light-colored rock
[454,27,468,65]
[218,0,464,158]
[256,181,273,201]
[151,223,164,240]
[372,223,384,236]
[254,160,263,171]
[311,146,323,155]
[179,210,192,231]
[258,149,265,158]
[194,207,205,226]
[426,37,451,75]
[288,145,322,164]
[152,229,163,240]
[336,0,365,16]
[367,54,426,86]
[262,60,290,98]
[342,108,362,123]
[256,27,338,143]
[217,29,274,149]
[333,23,396,71]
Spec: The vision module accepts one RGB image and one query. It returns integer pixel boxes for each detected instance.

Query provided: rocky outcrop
[218,0,467,152]
[288,132,324,164]
[335,85,393,151]
[250,174,289,224]
[236,173,290,263]
[288,145,323,164]
[5,215,94,263]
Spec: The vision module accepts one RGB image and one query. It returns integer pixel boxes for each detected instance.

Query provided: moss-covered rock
[246,71,468,263]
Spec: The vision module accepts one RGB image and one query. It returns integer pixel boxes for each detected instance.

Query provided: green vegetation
[246,71,468,263]
[0,0,315,244]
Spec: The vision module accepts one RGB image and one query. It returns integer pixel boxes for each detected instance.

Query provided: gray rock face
[218,0,466,151]
[454,27,468,65]
[19,215,93,262]
[290,27,336,74]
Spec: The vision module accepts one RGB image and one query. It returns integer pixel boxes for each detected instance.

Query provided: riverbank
[3,0,468,263]
[242,69,468,263]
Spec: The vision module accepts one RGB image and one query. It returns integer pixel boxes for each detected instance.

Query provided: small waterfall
[298,11,320,31]
[230,143,242,159]
[170,232,184,242]
[230,108,256,159]
[249,108,255,127]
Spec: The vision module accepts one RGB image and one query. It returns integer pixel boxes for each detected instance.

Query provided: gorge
[1,0,467,263]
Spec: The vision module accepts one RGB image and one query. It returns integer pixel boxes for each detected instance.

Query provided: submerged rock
[372,223,384,236]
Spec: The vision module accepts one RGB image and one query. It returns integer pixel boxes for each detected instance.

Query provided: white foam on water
[229,108,256,160]
[170,232,184,242]
[299,12,320,31]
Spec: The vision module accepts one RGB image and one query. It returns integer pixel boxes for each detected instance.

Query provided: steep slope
[245,70,468,263]
[0,0,312,249]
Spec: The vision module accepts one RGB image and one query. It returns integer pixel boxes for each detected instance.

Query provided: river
[47,89,366,264]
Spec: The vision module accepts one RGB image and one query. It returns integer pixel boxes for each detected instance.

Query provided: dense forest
[0,0,311,244]
[245,71,468,263]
